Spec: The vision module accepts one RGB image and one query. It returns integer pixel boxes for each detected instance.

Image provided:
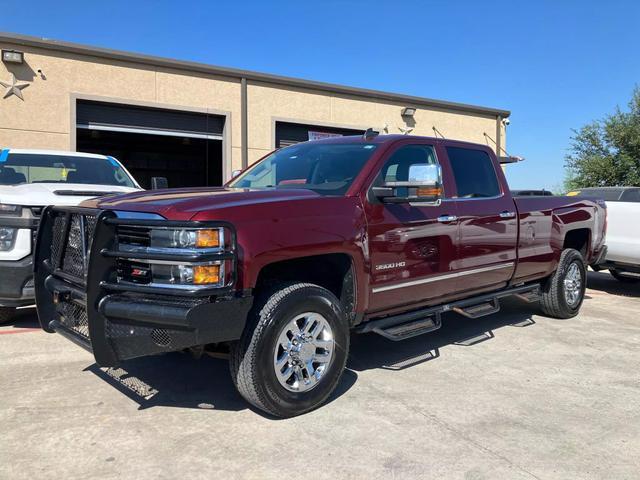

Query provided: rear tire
[229,283,349,418]
[0,306,16,325]
[540,249,586,319]
[609,269,640,284]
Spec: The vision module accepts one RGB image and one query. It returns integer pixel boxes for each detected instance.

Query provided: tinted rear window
[447,147,501,198]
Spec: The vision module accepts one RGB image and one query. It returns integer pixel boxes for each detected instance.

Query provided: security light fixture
[2,50,24,64]
[401,107,416,117]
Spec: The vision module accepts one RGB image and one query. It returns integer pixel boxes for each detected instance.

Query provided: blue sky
[2,0,639,190]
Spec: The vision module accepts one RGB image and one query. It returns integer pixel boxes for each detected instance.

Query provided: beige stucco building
[0,32,510,188]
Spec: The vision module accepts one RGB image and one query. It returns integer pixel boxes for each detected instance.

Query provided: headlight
[0,227,16,251]
[150,228,223,249]
[150,263,223,286]
[0,204,22,216]
[117,225,231,289]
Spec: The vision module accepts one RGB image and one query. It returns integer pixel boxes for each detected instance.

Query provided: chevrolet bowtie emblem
[0,72,29,100]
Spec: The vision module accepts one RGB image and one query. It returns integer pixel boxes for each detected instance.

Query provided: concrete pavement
[1,271,639,479]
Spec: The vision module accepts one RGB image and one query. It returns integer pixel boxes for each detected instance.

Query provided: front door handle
[499,211,516,219]
[437,214,458,222]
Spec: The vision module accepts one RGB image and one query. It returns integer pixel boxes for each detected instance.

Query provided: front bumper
[0,255,35,307]
[35,206,250,367]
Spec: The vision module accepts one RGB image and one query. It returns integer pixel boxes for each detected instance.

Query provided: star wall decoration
[0,73,29,100]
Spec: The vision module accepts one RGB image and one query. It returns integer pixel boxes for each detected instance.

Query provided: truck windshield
[228,142,378,195]
[0,153,136,187]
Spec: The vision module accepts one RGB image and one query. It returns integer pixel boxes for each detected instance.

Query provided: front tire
[230,283,349,418]
[540,248,586,319]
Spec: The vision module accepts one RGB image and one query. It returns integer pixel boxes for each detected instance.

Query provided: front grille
[62,215,86,278]
[50,212,97,277]
[56,300,90,342]
[117,225,150,247]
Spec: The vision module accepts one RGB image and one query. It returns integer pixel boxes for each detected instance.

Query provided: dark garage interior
[76,100,225,189]
[77,129,222,189]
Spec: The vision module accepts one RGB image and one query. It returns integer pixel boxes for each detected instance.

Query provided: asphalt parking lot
[1,271,639,480]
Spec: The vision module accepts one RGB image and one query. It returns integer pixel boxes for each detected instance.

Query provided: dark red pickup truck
[34,134,607,417]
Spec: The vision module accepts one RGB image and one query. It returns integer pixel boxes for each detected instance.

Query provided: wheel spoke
[278,364,293,382]
[314,339,333,350]
[302,314,319,334]
[276,351,290,368]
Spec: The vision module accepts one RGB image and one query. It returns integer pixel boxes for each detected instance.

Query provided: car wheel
[0,306,16,325]
[229,282,349,418]
[609,269,640,283]
[540,248,586,319]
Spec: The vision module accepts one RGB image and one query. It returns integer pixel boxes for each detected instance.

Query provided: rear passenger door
[444,146,518,294]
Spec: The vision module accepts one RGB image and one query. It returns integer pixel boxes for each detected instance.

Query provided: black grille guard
[34,205,239,366]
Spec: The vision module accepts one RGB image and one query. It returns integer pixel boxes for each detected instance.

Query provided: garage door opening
[76,100,225,189]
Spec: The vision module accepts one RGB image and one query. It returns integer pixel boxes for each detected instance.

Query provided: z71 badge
[375,261,406,271]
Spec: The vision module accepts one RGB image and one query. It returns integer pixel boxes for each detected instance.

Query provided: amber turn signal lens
[416,187,442,197]
[193,265,221,285]
[196,229,221,248]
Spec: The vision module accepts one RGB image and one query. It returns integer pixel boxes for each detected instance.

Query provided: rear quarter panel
[513,196,602,283]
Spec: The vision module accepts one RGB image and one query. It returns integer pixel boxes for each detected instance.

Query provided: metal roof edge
[0,31,511,117]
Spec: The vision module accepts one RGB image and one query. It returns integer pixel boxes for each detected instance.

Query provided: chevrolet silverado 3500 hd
[34,134,607,417]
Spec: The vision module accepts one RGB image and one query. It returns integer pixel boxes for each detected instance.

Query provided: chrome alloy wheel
[563,262,582,307]
[273,312,335,393]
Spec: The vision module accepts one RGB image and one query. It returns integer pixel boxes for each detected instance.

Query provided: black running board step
[452,299,500,319]
[373,314,441,341]
[514,289,541,303]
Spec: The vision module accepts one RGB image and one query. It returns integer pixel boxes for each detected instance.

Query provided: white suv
[0,149,142,322]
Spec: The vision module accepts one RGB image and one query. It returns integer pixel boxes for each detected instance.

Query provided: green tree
[565,87,640,190]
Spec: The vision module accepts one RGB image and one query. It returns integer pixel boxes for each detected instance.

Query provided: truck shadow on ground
[586,271,640,298]
[83,298,538,417]
[3,306,40,329]
[85,349,359,417]
[348,297,538,372]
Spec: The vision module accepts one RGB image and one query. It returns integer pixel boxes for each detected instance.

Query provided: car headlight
[150,263,223,286]
[0,204,22,216]
[0,227,16,251]
[150,228,223,249]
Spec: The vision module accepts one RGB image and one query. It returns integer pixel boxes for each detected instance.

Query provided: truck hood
[0,183,140,207]
[85,187,325,219]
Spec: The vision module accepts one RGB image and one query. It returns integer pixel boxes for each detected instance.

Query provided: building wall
[1,40,506,179]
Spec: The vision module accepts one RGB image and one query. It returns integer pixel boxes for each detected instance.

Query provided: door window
[447,147,501,198]
[378,144,438,183]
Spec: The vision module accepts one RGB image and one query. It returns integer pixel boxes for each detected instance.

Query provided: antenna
[483,132,524,164]
[432,126,446,139]
[363,128,379,140]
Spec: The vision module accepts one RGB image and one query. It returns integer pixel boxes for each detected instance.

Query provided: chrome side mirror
[372,164,442,205]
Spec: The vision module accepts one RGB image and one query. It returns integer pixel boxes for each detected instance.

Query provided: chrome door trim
[372,262,515,293]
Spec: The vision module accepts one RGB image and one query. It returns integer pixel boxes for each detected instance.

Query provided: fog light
[194,265,220,285]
